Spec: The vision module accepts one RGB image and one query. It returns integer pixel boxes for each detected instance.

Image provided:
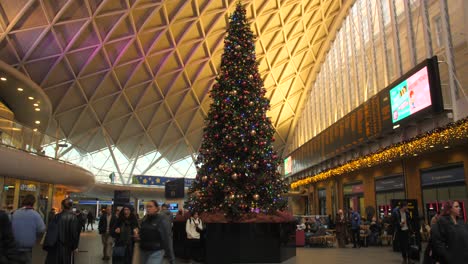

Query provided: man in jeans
[98,206,116,261]
[11,194,46,264]
[349,207,361,248]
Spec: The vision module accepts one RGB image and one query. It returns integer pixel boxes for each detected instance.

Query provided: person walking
[11,194,46,264]
[335,209,347,248]
[86,211,95,231]
[111,205,139,264]
[431,200,468,264]
[137,200,175,264]
[98,206,117,261]
[394,201,413,264]
[349,207,361,248]
[44,198,81,264]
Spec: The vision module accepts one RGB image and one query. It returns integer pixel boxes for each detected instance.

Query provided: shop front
[343,182,364,215]
[375,175,405,219]
[1,177,54,222]
[421,164,467,223]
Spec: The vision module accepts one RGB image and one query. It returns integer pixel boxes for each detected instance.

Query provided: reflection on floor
[32,230,410,264]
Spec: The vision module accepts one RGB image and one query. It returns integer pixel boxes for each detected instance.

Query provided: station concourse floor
[32,230,408,264]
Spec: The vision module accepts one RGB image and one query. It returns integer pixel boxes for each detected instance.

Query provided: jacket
[0,211,22,264]
[45,210,81,264]
[431,215,468,264]
[11,207,46,250]
[111,216,139,246]
[394,209,413,233]
[350,211,361,230]
[98,213,117,234]
[139,214,175,263]
[186,217,203,239]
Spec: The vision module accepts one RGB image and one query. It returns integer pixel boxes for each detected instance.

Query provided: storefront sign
[375,176,404,192]
[421,165,465,187]
[344,183,363,195]
[20,184,36,192]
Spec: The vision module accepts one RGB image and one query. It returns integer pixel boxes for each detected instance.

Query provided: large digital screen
[390,67,432,123]
[284,156,292,175]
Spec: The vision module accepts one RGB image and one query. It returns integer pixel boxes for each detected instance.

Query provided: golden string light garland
[290,118,468,189]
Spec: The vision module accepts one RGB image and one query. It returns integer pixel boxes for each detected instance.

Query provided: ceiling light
[28,96,34,100]
[413,154,418,157]
[35,120,40,124]
[33,103,39,107]
[429,145,434,148]
[17,88,23,92]
[444,146,450,149]
[33,128,38,132]
[35,108,40,112]
[0,77,6,81]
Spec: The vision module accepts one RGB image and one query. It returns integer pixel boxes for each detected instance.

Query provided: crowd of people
[0,196,205,264]
[296,200,468,264]
[2,196,468,263]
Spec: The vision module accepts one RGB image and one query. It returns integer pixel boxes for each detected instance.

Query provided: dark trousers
[187,238,203,261]
[397,230,410,259]
[352,228,360,247]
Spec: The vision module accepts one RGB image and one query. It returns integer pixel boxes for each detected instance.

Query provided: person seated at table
[297,218,306,231]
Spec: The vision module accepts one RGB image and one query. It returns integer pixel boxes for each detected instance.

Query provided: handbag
[112,245,126,257]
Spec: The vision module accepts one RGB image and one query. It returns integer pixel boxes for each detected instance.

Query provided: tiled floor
[32,230,413,264]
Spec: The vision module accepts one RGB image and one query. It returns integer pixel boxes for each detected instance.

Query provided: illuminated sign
[20,184,36,192]
[390,67,432,123]
[284,156,292,175]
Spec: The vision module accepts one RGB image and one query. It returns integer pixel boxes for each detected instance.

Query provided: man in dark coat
[98,206,117,261]
[45,198,81,264]
[0,210,22,264]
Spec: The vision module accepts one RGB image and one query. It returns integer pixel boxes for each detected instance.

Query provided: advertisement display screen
[390,66,432,123]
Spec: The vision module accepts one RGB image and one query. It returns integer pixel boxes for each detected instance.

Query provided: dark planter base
[204,222,296,264]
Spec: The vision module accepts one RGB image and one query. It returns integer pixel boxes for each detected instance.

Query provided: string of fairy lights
[290,117,468,189]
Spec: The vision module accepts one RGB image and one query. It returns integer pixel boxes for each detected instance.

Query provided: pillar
[13,179,20,209]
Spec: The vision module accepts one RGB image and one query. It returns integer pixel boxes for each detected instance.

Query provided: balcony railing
[0,118,93,171]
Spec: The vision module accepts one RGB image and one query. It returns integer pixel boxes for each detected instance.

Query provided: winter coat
[431,215,468,264]
[0,211,22,264]
[98,213,117,234]
[45,210,81,264]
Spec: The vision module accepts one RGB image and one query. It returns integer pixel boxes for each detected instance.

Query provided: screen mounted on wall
[388,56,443,127]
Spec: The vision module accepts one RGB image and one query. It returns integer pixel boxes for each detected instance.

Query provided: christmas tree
[186,2,288,219]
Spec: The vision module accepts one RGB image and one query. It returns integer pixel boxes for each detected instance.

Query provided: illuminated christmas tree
[186,2,288,219]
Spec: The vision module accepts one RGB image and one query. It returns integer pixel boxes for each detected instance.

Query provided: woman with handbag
[111,205,139,264]
[186,211,203,262]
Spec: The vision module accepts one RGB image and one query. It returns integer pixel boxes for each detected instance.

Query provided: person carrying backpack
[136,200,175,264]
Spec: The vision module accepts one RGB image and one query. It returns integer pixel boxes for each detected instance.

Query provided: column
[13,179,20,210]
[0,176,4,207]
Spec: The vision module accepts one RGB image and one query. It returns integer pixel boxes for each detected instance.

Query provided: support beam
[102,128,125,184]
[440,0,459,120]
[421,0,434,58]
[127,144,143,184]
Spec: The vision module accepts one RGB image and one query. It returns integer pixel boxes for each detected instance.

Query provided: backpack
[42,214,60,251]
